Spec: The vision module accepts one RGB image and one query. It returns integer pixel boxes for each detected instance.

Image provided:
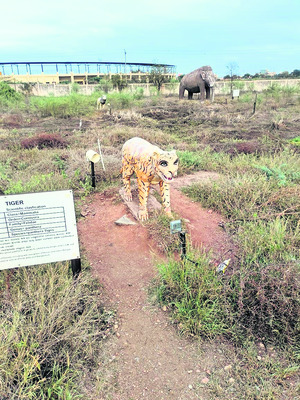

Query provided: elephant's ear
[199,71,206,80]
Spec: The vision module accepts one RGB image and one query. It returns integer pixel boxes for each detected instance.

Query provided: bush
[21,134,68,149]
[225,261,299,344]
[132,87,144,100]
[154,252,229,338]
[30,94,95,118]
[0,82,22,101]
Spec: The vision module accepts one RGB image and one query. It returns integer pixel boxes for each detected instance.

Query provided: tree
[226,62,239,92]
[291,69,300,77]
[111,74,127,91]
[277,71,289,79]
[98,77,113,93]
[149,66,168,91]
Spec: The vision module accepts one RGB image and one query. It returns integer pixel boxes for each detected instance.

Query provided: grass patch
[173,149,300,346]
[206,341,299,399]
[0,262,115,399]
[153,251,229,338]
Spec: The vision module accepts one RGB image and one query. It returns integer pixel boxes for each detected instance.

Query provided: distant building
[260,69,276,77]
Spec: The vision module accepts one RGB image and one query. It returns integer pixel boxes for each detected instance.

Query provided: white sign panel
[0,190,80,270]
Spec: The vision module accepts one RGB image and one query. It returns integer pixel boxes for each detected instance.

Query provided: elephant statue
[179,66,216,101]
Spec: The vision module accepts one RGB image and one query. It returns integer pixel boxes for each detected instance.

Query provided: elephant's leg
[199,80,206,101]
[179,84,185,99]
[206,87,211,99]
[188,91,193,100]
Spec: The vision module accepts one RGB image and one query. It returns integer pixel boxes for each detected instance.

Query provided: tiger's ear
[152,151,162,161]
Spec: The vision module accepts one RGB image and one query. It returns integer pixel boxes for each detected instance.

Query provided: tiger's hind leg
[122,159,134,201]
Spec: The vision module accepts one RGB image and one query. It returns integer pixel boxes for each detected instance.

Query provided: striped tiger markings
[121,137,179,221]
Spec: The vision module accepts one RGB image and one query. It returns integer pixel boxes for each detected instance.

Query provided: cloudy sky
[1,0,299,77]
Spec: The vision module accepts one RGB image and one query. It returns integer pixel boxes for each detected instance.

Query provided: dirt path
[77,172,233,400]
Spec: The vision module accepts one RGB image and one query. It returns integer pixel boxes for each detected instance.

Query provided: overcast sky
[1,0,299,77]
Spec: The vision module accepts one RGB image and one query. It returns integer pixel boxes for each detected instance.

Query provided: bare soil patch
[77,172,234,399]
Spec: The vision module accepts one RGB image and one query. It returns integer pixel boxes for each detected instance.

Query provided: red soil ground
[77,172,234,400]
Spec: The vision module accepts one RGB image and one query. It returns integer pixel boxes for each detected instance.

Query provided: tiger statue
[121,137,179,221]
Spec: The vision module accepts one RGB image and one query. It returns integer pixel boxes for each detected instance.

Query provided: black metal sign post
[170,220,199,266]
[71,258,81,278]
[179,231,187,259]
[90,161,96,188]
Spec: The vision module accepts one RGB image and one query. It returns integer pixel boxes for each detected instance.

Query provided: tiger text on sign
[0,190,80,271]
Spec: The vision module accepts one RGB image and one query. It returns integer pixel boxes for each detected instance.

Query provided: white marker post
[86,150,100,188]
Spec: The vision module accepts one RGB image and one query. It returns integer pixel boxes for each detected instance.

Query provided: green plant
[154,251,229,338]
[97,78,113,93]
[71,83,80,93]
[149,66,168,91]
[0,158,11,179]
[30,94,95,118]
[0,81,22,101]
[177,149,222,174]
[132,87,144,100]
[111,74,127,91]
[290,136,300,146]
[232,81,245,90]
[4,173,67,194]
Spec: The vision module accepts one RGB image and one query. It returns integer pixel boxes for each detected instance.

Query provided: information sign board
[0,190,80,270]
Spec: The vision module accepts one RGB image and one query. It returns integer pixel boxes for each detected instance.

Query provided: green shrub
[0,82,22,101]
[30,94,95,118]
[177,149,223,174]
[4,173,67,194]
[132,87,144,100]
[155,252,229,338]
[183,173,275,220]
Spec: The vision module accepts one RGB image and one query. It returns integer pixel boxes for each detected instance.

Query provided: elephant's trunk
[211,86,215,102]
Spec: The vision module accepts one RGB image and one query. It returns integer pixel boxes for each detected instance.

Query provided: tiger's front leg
[159,181,173,218]
[137,178,150,221]
[122,161,134,202]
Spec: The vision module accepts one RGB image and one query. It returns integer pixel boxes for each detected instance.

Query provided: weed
[290,135,300,146]
[4,173,68,194]
[30,94,95,118]
[207,341,299,399]
[154,251,229,338]
[0,82,22,102]
[146,212,180,254]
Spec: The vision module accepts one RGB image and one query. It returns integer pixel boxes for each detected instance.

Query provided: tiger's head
[152,150,179,183]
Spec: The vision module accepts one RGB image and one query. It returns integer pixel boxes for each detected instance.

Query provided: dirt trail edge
[77,172,233,400]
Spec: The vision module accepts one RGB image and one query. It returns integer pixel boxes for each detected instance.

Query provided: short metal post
[179,231,187,259]
[253,93,257,114]
[90,161,96,188]
[71,258,81,278]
